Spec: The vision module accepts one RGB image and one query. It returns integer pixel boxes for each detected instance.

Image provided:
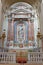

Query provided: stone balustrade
[28,52,43,63]
[0,52,16,63]
[0,52,43,63]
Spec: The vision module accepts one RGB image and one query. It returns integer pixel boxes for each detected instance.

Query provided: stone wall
[0,0,2,35]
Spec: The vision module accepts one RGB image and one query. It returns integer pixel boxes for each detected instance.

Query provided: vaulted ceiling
[1,0,42,12]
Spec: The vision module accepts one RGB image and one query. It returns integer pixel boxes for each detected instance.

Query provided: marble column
[7,19,11,41]
[28,19,34,41]
[11,19,14,41]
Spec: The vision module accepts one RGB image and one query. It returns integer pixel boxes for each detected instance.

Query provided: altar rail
[28,52,43,63]
[0,52,43,63]
[0,52,16,63]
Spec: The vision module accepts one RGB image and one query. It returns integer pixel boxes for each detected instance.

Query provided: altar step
[0,63,43,65]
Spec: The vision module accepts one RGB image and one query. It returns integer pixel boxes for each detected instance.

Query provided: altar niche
[14,20,28,44]
[7,18,34,47]
[17,22,25,43]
